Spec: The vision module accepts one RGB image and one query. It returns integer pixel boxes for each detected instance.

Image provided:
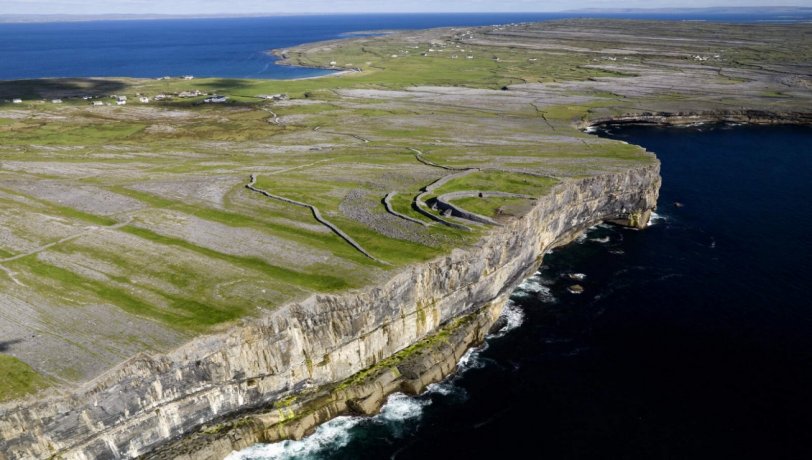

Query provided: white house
[204,95,228,103]
[258,94,289,101]
[51,99,63,104]
[182,75,194,80]
[12,98,22,104]
[116,100,126,105]
[139,96,150,103]
[92,101,104,106]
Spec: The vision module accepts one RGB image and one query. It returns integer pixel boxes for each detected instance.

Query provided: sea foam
[647,211,665,227]
[225,392,428,460]
[224,415,362,460]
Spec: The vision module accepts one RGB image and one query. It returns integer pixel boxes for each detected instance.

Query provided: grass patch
[122,225,351,292]
[429,170,558,199]
[450,196,533,219]
[0,354,50,402]
[0,121,146,146]
[113,186,379,267]
[11,256,246,332]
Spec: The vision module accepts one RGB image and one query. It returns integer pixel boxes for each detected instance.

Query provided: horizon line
[1,6,810,24]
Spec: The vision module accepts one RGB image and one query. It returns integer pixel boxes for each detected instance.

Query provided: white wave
[488,301,525,339]
[535,284,557,303]
[647,211,665,227]
[564,272,587,281]
[426,382,455,396]
[590,236,611,244]
[513,273,557,304]
[517,276,544,293]
[226,393,427,460]
[426,382,468,401]
[225,415,362,460]
[457,344,488,371]
[377,392,429,423]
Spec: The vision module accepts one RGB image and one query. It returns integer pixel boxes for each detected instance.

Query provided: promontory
[0,19,810,459]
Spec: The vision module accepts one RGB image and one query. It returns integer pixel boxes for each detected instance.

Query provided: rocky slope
[0,163,659,459]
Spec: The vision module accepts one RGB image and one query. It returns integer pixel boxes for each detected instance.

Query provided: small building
[258,94,289,101]
[139,96,150,103]
[92,101,104,106]
[12,98,22,104]
[153,94,170,101]
[178,90,202,98]
[51,99,63,104]
[204,95,228,103]
[182,75,194,80]
[116,100,127,105]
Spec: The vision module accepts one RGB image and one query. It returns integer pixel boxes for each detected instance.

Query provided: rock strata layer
[0,164,660,459]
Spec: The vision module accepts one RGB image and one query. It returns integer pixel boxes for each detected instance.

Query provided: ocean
[228,124,812,459]
[1,11,809,81]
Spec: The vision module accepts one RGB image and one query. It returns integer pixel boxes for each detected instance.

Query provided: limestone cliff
[0,163,660,459]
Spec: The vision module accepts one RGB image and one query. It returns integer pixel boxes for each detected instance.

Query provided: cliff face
[0,164,660,460]
[586,110,812,128]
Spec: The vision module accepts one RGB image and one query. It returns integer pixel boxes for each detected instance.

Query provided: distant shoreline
[1,7,810,24]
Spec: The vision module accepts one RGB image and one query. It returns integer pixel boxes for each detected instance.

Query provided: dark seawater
[229,124,812,459]
[2,12,809,80]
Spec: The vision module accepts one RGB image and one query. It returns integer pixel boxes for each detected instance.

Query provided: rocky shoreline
[583,110,812,130]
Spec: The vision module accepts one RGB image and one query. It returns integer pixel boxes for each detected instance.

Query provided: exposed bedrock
[0,163,660,460]
[585,109,812,128]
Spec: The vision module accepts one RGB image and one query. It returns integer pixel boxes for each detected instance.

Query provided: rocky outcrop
[0,163,660,460]
[585,110,812,129]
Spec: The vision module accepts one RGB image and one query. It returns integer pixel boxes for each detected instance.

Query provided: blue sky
[0,0,806,15]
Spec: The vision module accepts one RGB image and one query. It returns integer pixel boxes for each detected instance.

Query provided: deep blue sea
[228,125,812,459]
[1,11,810,80]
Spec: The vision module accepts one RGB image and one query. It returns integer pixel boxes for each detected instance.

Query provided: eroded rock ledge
[0,164,659,460]
[585,110,812,129]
